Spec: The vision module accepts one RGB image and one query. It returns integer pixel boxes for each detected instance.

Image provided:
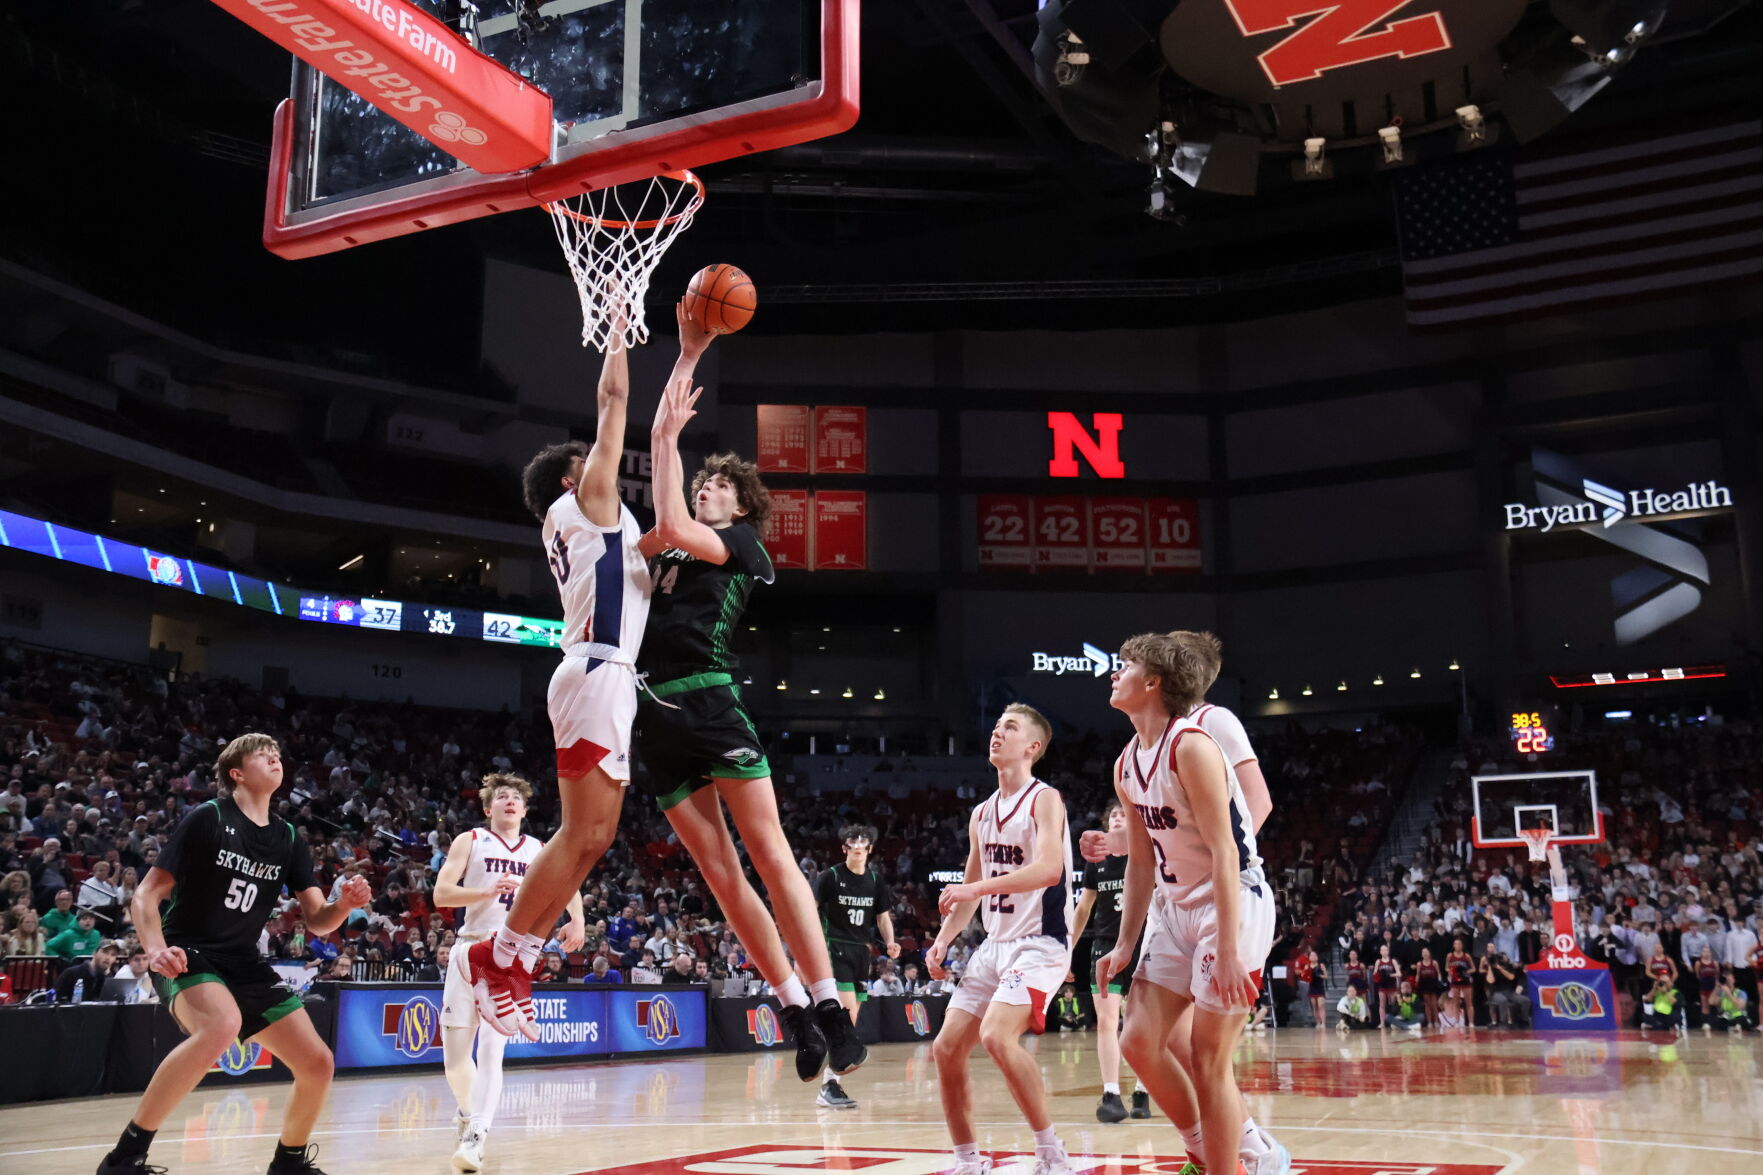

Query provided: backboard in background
[264,0,858,258]
[1471,770,1603,848]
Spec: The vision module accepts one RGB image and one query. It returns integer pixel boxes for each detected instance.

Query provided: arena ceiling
[2,2,1759,381]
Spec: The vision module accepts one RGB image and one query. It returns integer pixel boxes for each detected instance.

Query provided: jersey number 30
[548,533,572,585]
[224,878,259,911]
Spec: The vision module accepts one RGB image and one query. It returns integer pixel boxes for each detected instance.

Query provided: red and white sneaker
[461,939,537,1040]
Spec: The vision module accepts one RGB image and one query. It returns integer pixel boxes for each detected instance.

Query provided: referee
[813,824,899,1109]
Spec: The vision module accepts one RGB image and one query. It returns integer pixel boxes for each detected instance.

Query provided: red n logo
[1047,412,1125,479]
[1224,1,1454,88]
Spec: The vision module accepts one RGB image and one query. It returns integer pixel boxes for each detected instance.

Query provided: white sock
[823,1067,836,1085]
[810,978,840,1005]
[775,976,810,1009]
[1033,1126,1060,1154]
[1240,1117,1272,1158]
[470,1028,509,1131]
[1102,1082,1121,1096]
[1179,1124,1204,1155]
[493,927,541,970]
[954,1143,981,1165]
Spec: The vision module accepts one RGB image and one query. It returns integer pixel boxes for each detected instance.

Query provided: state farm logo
[428,110,487,146]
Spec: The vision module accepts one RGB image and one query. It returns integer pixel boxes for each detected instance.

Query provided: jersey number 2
[986,870,1015,914]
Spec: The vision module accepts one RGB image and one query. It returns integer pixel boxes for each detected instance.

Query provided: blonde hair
[1117,632,1209,715]
[480,773,534,814]
[215,733,280,793]
[1002,702,1052,764]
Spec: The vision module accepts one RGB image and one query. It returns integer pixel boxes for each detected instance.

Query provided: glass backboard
[1471,770,1604,847]
[264,0,857,257]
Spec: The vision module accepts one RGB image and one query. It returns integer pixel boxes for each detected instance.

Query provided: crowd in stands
[1322,720,1762,1032]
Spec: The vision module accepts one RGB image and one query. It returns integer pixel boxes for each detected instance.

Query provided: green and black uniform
[1077,853,1139,995]
[816,863,895,999]
[634,523,775,810]
[152,797,318,1039]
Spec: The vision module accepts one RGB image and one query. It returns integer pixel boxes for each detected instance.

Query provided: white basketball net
[1518,827,1553,864]
[544,171,704,354]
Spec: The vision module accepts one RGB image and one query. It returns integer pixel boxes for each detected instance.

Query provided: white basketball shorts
[548,648,637,783]
[946,934,1072,1033]
[1139,884,1276,1015]
[442,939,480,1029]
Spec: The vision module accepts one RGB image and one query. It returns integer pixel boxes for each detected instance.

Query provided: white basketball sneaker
[451,1109,470,1142]
[1032,1147,1078,1175]
[1243,1137,1293,1175]
[451,1128,486,1173]
[941,1158,992,1175]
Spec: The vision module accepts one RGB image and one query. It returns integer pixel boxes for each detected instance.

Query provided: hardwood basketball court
[5,1028,1757,1174]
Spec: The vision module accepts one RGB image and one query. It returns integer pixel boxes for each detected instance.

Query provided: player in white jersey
[928,704,1078,1175]
[464,332,661,1041]
[1097,632,1290,1175]
[435,775,584,1172]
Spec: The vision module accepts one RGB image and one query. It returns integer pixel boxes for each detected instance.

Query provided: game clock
[1509,710,1555,755]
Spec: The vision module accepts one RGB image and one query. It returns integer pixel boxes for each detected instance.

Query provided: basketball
[684,263,756,335]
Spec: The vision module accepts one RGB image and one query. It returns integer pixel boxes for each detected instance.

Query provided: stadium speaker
[1058,0,1170,72]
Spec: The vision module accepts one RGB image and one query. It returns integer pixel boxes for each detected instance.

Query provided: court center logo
[1537,981,1605,1020]
[746,1003,782,1047]
[212,1038,267,1076]
[906,999,932,1037]
[636,995,681,1045]
[381,996,441,1058]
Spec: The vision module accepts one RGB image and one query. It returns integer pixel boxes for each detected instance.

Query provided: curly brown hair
[521,441,589,522]
[690,453,770,530]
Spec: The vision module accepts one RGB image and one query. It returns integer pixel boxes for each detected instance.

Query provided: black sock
[110,1122,155,1161]
[271,1141,309,1169]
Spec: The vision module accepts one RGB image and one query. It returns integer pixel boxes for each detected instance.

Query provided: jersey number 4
[656,565,681,595]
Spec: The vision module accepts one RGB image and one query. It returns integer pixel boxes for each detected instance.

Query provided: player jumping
[813,823,901,1109]
[436,774,584,1172]
[928,704,1077,1175]
[629,309,864,1081]
[97,734,372,1175]
[465,331,652,1039]
[1097,633,1290,1175]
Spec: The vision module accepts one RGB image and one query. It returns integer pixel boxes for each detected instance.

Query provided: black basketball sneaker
[780,1001,830,1081]
[816,998,868,1074]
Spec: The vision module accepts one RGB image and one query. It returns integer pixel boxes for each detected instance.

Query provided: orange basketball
[684,263,757,334]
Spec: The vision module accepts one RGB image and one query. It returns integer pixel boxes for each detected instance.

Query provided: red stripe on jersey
[995,780,1042,829]
[487,831,527,853]
[1167,727,1221,774]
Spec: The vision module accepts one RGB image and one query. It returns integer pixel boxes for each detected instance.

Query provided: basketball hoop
[1518,827,1553,864]
[544,171,705,354]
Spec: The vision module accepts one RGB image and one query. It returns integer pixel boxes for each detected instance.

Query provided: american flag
[1396,120,1763,330]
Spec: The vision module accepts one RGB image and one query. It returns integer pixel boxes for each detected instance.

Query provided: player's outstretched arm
[1177,733,1257,1009]
[578,341,630,529]
[298,873,373,937]
[558,889,587,954]
[649,371,732,563]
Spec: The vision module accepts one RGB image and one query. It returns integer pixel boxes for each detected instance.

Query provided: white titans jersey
[973,779,1073,943]
[1188,702,1257,767]
[542,492,652,662]
[457,827,545,939]
[1123,715,1265,912]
